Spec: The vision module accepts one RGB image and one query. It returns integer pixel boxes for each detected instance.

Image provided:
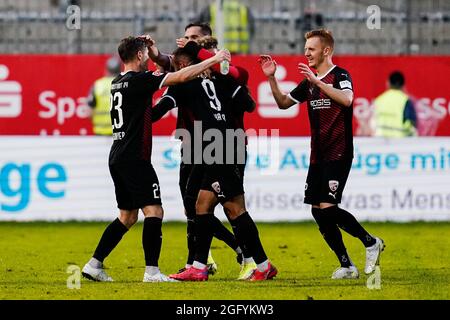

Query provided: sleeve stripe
[159,73,170,90]
[160,95,176,107]
[341,88,353,93]
[231,86,242,98]
[287,93,300,104]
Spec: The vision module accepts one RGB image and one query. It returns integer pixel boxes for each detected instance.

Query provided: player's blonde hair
[305,28,334,52]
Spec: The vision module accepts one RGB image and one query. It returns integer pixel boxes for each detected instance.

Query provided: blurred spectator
[198,0,255,54]
[371,71,417,137]
[87,56,121,136]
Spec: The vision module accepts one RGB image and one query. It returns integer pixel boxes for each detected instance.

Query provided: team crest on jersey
[152,70,163,76]
[329,180,339,192]
[211,182,221,194]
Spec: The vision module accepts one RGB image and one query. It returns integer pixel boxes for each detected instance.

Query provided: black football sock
[312,207,352,268]
[184,196,197,266]
[211,215,239,251]
[186,217,196,265]
[93,218,128,263]
[193,214,215,265]
[142,217,162,267]
[229,216,251,259]
[333,206,376,247]
[232,212,268,265]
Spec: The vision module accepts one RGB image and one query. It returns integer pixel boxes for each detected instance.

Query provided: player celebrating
[81,35,230,283]
[148,23,251,275]
[259,29,385,279]
[197,35,257,279]
[152,39,257,280]
[157,47,276,282]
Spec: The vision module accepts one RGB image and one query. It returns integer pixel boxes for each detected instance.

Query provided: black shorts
[185,164,244,204]
[304,159,352,205]
[109,161,162,210]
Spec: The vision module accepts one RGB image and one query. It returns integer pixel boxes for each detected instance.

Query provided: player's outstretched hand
[258,55,276,77]
[298,63,319,85]
[214,49,231,64]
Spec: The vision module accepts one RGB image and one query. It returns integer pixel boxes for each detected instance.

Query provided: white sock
[88,257,102,269]
[256,260,269,272]
[145,266,160,276]
[193,261,206,269]
[244,257,254,264]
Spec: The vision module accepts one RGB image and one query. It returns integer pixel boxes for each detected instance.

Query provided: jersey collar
[316,65,336,80]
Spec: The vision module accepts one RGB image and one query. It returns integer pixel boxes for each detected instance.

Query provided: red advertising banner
[0,55,449,136]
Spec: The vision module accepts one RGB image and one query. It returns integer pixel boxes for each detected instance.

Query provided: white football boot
[331,265,359,279]
[143,272,178,283]
[82,263,113,282]
[365,237,385,274]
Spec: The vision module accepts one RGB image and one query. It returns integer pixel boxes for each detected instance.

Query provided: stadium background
[0,0,449,222]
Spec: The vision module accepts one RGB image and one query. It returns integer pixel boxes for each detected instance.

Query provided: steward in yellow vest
[373,71,417,137]
[87,57,121,135]
[200,0,254,54]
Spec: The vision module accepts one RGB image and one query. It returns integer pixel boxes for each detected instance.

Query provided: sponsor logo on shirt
[310,98,331,109]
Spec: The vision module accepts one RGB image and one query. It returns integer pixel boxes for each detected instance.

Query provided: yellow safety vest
[373,89,416,137]
[210,1,250,54]
[92,76,114,135]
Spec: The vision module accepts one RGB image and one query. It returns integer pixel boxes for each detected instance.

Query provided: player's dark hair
[389,71,405,89]
[117,36,146,63]
[305,28,334,52]
[185,22,213,36]
[172,47,198,66]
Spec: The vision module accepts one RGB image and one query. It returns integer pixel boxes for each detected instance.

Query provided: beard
[310,53,325,69]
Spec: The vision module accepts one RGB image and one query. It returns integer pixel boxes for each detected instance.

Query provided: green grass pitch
[0,221,449,300]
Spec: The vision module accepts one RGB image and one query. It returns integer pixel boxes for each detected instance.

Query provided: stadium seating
[0,0,449,55]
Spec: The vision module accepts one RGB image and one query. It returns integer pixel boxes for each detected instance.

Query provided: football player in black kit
[148,24,254,277]
[259,29,384,279]
[81,35,230,282]
[151,45,277,281]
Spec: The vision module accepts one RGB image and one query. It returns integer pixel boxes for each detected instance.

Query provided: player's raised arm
[161,49,231,87]
[258,55,296,109]
[138,35,173,72]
